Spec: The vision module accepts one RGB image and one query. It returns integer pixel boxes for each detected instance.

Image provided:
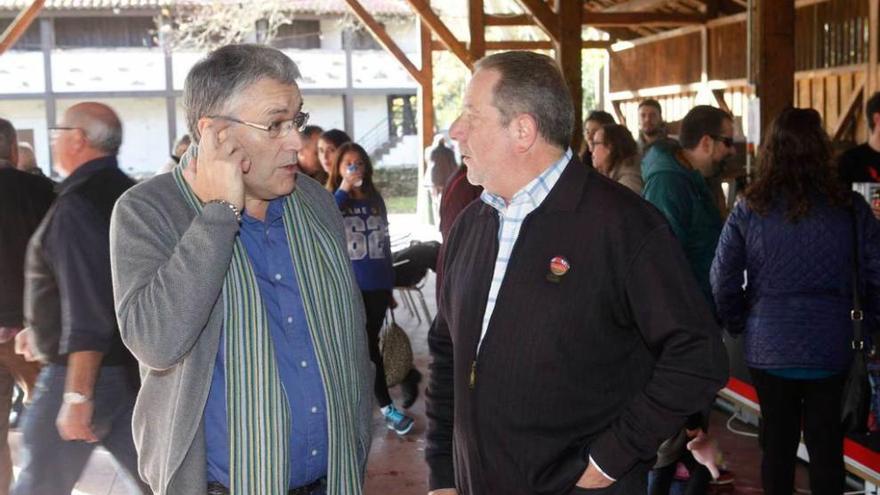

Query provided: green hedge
[374,167,418,198]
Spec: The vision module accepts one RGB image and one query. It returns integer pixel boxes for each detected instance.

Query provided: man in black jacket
[13,103,147,494]
[424,51,728,495]
[0,118,53,495]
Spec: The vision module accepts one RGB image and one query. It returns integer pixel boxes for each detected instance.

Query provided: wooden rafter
[603,0,673,12]
[431,40,614,51]
[516,0,561,41]
[402,0,474,70]
[487,10,704,27]
[0,0,45,55]
[585,11,706,26]
[343,0,425,84]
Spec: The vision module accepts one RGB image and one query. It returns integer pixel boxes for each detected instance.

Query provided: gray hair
[184,44,301,142]
[475,51,574,149]
[66,103,123,155]
[0,118,17,161]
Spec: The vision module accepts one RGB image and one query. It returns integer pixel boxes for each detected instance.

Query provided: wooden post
[469,0,486,61]
[753,0,795,140]
[418,18,435,224]
[867,0,878,99]
[557,0,584,152]
[0,0,44,54]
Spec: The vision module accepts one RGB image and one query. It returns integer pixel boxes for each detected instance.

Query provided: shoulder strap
[851,206,865,349]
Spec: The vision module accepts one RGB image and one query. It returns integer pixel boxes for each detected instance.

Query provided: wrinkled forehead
[225,77,303,119]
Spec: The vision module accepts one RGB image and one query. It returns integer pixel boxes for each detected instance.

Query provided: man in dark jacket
[641,105,736,309]
[13,102,147,494]
[424,51,728,495]
[0,118,53,495]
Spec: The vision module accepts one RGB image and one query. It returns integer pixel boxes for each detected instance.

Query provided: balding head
[52,102,123,176]
[66,102,123,154]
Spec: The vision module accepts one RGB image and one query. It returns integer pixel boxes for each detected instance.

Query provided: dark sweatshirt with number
[334,189,394,291]
[424,158,729,495]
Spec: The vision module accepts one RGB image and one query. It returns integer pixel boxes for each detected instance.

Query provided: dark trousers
[750,368,846,495]
[362,290,392,407]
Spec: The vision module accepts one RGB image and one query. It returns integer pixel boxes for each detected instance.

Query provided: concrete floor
[7,214,816,494]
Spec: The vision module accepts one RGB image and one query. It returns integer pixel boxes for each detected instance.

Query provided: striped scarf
[172,146,365,494]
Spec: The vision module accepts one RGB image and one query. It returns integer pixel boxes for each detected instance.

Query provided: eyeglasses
[207,112,310,139]
[709,134,734,148]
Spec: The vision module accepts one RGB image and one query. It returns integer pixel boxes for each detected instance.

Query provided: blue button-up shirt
[205,197,329,488]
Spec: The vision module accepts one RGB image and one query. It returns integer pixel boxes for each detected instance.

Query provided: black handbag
[841,207,871,434]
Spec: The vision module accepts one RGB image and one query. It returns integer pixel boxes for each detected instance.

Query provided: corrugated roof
[0,0,412,15]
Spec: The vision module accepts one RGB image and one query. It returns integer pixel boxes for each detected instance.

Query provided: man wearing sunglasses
[109,44,372,495]
[642,105,735,310]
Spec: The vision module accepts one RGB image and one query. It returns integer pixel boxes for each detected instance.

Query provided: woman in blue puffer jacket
[711,107,880,495]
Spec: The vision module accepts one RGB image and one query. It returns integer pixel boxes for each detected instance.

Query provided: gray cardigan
[109,172,373,494]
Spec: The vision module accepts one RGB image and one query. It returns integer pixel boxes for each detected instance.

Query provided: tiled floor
[7,214,819,494]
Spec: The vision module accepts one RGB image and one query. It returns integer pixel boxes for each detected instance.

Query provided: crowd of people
[0,42,878,495]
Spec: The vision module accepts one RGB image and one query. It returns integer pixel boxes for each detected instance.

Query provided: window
[0,19,40,51]
[351,26,381,50]
[271,20,320,49]
[54,17,157,48]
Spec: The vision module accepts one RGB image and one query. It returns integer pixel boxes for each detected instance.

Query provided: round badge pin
[549,256,570,277]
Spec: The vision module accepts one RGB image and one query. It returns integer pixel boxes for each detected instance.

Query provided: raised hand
[185,122,249,210]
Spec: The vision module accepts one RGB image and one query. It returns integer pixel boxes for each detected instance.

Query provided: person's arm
[587,225,729,480]
[57,351,102,442]
[425,218,460,492]
[710,204,749,335]
[44,197,115,442]
[334,188,351,208]
[642,172,693,244]
[111,123,245,370]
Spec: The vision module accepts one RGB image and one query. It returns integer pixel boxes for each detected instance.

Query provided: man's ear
[510,113,539,153]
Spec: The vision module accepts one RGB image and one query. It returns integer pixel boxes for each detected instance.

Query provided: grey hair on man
[183,44,301,142]
[66,103,123,155]
[0,117,18,163]
[475,51,575,149]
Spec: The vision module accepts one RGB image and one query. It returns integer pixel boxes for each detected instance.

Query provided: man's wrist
[205,199,242,223]
[62,392,91,404]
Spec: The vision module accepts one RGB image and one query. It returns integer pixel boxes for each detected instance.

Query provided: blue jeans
[11,364,148,495]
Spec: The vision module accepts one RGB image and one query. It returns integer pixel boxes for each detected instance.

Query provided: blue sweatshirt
[334,189,394,291]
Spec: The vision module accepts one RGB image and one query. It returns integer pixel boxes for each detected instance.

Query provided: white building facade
[0,0,421,177]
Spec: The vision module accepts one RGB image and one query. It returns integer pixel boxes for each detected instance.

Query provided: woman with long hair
[712,107,880,494]
[332,142,415,436]
[591,124,643,194]
[318,129,351,180]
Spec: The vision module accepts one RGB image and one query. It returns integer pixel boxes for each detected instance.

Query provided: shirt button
[300,360,308,368]
[287,316,293,324]
[311,449,318,457]
[274,273,282,281]
[311,406,318,414]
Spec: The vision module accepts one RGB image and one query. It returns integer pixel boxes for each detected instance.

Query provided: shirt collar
[243,196,286,225]
[56,156,118,195]
[481,148,573,213]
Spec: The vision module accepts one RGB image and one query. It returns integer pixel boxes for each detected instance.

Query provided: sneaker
[709,469,735,485]
[673,461,691,481]
[383,405,414,436]
[400,368,422,409]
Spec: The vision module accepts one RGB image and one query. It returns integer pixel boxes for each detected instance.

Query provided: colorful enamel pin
[546,256,570,283]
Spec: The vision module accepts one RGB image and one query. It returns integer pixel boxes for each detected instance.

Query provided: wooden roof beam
[0,0,44,55]
[603,0,672,12]
[516,0,561,41]
[585,11,706,26]
[431,40,615,51]
[486,11,705,27]
[402,0,474,70]
[469,0,486,60]
[343,0,425,84]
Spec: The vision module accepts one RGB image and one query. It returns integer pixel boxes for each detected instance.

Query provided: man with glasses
[12,103,148,494]
[109,44,372,495]
[641,105,735,495]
